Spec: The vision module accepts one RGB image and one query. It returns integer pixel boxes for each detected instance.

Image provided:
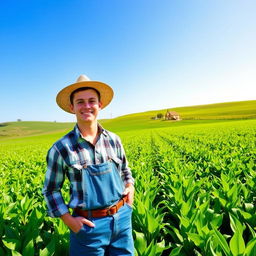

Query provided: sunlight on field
[0,119,256,255]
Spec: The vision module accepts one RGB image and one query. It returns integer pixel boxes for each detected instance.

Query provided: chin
[81,118,95,122]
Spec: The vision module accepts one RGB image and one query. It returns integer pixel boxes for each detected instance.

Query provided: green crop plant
[0,119,255,255]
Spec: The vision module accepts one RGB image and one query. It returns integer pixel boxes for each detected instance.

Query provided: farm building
[165,111,181,121]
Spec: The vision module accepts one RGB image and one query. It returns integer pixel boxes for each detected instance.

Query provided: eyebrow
[75,97,97,102]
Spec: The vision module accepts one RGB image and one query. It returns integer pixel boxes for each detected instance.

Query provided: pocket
[86,162,112,176]
[74,227,83,235]
[73,224,94,236]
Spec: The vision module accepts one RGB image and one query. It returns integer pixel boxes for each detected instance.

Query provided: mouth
[81,110,93,115]
[80,110,94,119]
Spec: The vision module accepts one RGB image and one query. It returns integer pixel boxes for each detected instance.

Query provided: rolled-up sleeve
[42,145,69,217]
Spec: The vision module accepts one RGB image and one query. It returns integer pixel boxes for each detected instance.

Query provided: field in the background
[1,100,255,138]
[1,119,256,255]
[0,121,74,138]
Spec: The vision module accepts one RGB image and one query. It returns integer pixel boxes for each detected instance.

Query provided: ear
[98,101,103,110]
[70,104,75,113]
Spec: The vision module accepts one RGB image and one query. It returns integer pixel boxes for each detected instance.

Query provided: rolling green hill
[101,100,256,132]
[0,100,255,139]
[0,121,74,139]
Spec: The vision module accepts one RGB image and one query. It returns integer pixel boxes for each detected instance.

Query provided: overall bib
[70,158,134,256]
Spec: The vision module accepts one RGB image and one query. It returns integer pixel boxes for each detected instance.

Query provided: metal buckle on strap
[107,205,118,216]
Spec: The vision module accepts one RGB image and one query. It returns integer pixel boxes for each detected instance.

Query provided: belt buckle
[107,205,117,216]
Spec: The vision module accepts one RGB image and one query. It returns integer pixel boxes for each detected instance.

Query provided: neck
[77,120,97,136]
[77,121,99,144]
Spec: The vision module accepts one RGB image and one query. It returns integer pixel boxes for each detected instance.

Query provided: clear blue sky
[0,0,255,123]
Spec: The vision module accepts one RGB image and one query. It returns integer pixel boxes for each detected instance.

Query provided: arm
[42,146,69,217]
[43,145,95,230]
[116,136,135,206]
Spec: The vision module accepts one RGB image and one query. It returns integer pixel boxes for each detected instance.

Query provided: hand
[123,184,135,206]
[60,213,95,233]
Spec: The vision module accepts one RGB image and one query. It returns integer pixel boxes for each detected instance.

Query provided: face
[70,89,102,123]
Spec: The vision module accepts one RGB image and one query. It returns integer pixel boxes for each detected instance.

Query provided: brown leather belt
[74,195,128,218]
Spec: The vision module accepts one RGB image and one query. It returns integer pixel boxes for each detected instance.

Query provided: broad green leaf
[199,199,210,213]
[247,224,256,238]
[136,200,146,215]
[22,239,34,256]
[239,209,252,220]
[220,173,229,192]
[227,184,238,203]
[201,225,210,236]
[11,251,22,256]
[169,226,184,243]
[180,216,190,229]
[229,214,245,234]
[155,240,171,255]
[2,238,21,251]
[230,231,245,255]
[169,246,183,256]
[39,238,55,256]
[243,238,256,256]
[134,231,147,255]
[146,212,160,234]
[174,185,183,203]
[143,240,157,256]
[180,200,190,216]
[213,227,231,256]
[244,203,254,212]
[187,232,202,246]
[210,213,223,229]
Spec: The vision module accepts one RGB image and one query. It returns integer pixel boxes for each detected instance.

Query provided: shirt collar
[73,123,107,140]
[98,123,108,137]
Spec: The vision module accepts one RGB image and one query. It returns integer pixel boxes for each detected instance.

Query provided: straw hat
[56,75,114,113]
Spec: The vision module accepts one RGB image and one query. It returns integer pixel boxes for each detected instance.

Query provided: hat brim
[56,80,114,113]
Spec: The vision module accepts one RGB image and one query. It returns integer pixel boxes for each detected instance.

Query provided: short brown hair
[70,87,101,104]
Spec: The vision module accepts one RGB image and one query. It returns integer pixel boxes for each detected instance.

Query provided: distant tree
[17,119,22,122]
[156,113,163,119]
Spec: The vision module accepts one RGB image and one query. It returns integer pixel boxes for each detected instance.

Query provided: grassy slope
[0,100,255,138]
[0,121,74,138]
[101,100,256,132]
[109,100,256,120]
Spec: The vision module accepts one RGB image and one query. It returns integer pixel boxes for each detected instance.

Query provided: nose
[83,101,91,108]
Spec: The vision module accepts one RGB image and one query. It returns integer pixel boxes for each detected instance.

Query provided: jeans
[70,204,134,256]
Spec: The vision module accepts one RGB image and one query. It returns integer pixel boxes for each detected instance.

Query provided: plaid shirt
[42,124,134,218]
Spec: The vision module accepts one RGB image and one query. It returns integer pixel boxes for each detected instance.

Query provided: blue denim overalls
[70,158,134,256]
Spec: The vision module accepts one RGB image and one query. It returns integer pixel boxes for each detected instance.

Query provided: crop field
[0,119,256,255]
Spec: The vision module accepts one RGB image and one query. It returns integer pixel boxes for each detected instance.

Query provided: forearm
[42,190,69,217]
[43,146,68,217]
[61,212,73,226]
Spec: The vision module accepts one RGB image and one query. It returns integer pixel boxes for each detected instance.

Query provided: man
[42,75,135,255]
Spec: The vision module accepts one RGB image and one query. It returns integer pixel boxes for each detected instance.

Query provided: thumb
[81,218,95,227]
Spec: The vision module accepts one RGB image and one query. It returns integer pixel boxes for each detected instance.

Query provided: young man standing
[42,75,135,255]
